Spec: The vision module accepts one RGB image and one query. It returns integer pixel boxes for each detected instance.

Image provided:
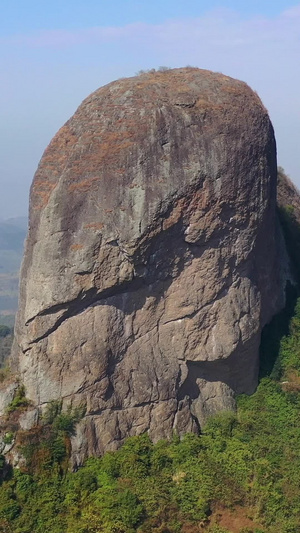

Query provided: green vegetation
[6,385,29,414]
[0,302,300,531]
[136,66,171,75]
[2,433,14,446]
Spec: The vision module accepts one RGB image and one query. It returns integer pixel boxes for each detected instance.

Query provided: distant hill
[0,216,27,317]
[0,216,27,273]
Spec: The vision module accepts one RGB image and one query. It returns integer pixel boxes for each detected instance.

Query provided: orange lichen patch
[195,98,210,108]
[223,84,245,95]
[32,181,57,210]
[161,189,211,232]
[136,72,192,94]
[162,197,189,231]
[135,78,164,90]
[49,125,77,151]
[84,223,104,230]
[32,125,78,209]
[187,189,210,213]
[207,102,225,112]
[163,206,182,231]
[74,273,93,289]
[68,177,99,193]
[65,128,138,180]
[39,127,77,174]
[115,167,126,174]
[100,139,134,157]
[70,244,84,251]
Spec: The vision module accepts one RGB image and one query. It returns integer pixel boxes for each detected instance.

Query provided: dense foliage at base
[0,295,300,533]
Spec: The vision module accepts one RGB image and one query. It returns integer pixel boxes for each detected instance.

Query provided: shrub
[2,433,14,446]
[42,400,62,425]
[43,401,85,435]
[6,385,29,414]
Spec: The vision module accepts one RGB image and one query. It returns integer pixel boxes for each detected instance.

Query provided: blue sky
[0,0,295,31]
[1,1,300,217]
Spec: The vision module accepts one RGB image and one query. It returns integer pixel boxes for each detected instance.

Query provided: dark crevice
[278,206,300,283]
[190,406,201,433]
[104,382,114,402]
[24,213,192,345]
[259,281,297,379]
[178,340,258,401]
[26,277,145,346]
[104,349,118,401]
[174,366,182,393]
[86,398,171,417]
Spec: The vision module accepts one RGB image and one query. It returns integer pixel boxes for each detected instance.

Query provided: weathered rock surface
[11,68,286,464]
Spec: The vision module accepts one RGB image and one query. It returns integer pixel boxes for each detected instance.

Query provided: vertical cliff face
[12,68,285,464]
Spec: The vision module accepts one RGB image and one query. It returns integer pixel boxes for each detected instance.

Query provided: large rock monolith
[12,68,285,464]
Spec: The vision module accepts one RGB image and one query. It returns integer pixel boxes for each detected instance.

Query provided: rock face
[12,68,285,464]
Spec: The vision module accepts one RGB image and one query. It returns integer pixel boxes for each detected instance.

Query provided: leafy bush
[6,385,29,414]
[42,400,62,425]
[2,434,13,446]
[18,403,85,475]
[43,401,85,435]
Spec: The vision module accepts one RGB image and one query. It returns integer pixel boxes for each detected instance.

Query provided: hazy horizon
[1,0,300,218]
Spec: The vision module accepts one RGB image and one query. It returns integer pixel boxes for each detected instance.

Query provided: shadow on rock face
[178,335,260,402]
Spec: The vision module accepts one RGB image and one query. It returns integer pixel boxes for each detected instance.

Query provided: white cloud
[3,7,299,52]
[0,5,300,217]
